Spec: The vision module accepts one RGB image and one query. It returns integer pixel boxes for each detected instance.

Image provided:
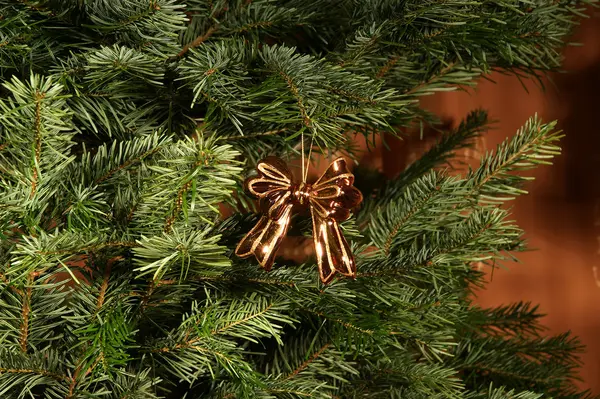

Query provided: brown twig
[65,363,83,399]
[376,55,400,78]
[139,280,156,313]
[19,273,34,353]
[16,0,55,15]
[177,26,218,58]
[462,363,553,384]
[327,87,377,105]
[228,128,288,141]
[279,71,312,128]
[286,343,331,379]
[96,256,122,313]
[164,181,192,232]
[95,146,163,184]
[234,21,273,33]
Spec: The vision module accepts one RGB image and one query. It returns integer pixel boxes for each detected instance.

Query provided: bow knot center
[291,182,313,206]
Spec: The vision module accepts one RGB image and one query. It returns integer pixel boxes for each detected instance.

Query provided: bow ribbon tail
[311,207,357,284]
[235,202,294,271]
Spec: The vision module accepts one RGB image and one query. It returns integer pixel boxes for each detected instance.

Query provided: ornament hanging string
[301,130,314,183]
[301,131,305,182]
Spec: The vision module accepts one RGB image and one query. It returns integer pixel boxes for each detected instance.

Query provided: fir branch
[266,388,314,397]
[182,274,298,287]
[0,367,66,382]
[0,74,75,206]
[469,116,562,203]
[65,364,82,399]
[14,0,55,15]
[301,308,374,335]
[130,137,241,233]
[228,128,288,140]
[473,302,545,338]
[360,110,488,221]
[29,90,44,199]
[462,363,554,385]
[279,70,312,129]
[233,20,274,33]
[94,145,163,185]
[402,62,458,96]
[211,303,274,335]
[381,182,441,256]
[366,171,470,257]
[164,180,192,232]
[31,241,138,256]
[121,1,162,27]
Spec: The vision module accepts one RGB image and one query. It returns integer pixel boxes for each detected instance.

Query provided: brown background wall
[409,15,600,392]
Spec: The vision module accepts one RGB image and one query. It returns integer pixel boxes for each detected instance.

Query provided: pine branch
[94,141,165,185]
[469,116,562,203]
[463,363,555,385]
[164,180,192,232]
[29,90,44,199]
[279,69,313,129]
[0,367,66,382]
[212,303,274,336]
[300,308,374,336]
[381,179,443,256]
[227,128,288,140]
[360,110,488,221]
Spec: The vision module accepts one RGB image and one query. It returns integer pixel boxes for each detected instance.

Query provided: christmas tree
[0,0,596,398]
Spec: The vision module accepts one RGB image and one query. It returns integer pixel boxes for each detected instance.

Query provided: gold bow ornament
[235,156,363,284]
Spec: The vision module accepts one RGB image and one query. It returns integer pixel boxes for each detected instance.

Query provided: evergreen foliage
[0,0,596,398]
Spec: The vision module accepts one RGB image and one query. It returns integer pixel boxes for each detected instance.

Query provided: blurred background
[383,12,600,393]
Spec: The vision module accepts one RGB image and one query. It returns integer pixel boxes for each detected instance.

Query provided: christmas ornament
[235,156,363,284]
